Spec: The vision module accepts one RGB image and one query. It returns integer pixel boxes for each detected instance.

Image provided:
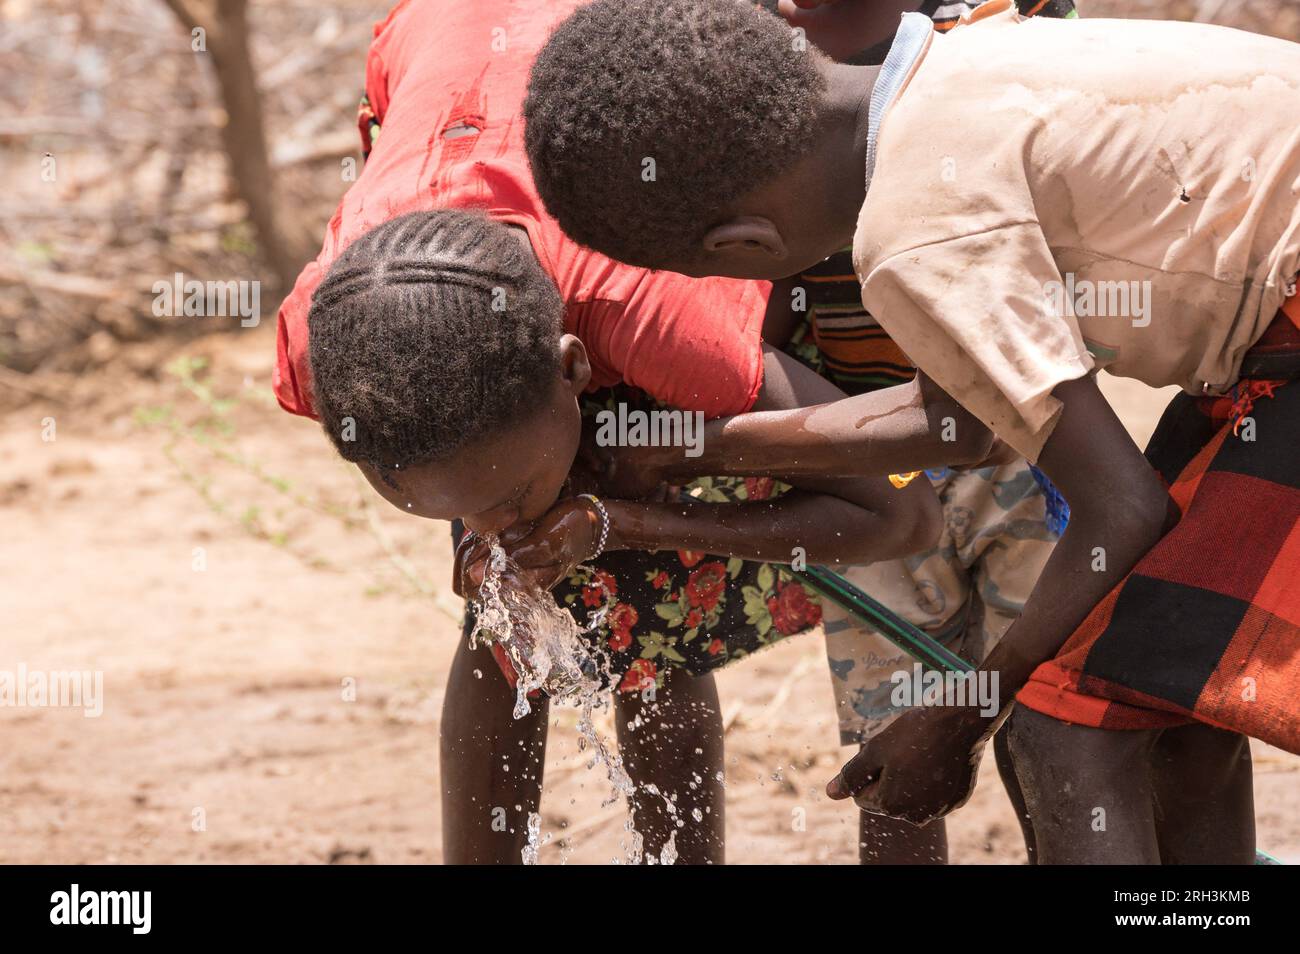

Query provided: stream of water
[467,538,680,864]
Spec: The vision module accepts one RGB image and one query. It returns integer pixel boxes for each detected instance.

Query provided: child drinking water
[276,0,954,863]
[524,0,1300,863]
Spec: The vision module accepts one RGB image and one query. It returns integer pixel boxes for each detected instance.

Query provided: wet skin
[377,27,1194,866]
[430,2,961,866]
[360,332,946,589]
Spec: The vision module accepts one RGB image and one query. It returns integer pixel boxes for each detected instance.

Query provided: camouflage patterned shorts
[823,461,1059,745]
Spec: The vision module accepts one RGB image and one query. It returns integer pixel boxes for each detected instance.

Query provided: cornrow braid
[306,209,565,472]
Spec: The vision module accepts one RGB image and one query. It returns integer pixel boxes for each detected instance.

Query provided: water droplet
[521,811,542,865]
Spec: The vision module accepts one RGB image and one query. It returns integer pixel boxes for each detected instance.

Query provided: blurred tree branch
[159,0,314,291]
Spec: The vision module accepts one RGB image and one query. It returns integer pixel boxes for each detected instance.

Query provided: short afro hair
[307,210,564,473]
[524,0,825,270]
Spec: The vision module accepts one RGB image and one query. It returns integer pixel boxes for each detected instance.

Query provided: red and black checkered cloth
[1019,301,1300,755]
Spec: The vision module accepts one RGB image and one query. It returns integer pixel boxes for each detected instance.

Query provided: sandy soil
[1,327,1296,865]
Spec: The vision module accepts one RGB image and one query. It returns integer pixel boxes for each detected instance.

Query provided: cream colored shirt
[853,1,1300,460]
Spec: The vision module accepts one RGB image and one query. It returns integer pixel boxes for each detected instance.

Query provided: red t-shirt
[274,0,770,421]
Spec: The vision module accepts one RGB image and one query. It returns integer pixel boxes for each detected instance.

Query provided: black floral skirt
[458,385,823,694]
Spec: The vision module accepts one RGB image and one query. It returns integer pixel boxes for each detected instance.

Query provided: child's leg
[439,633,549,864]
[992,720,1037,863]
[1151,723,1255,864]
[858,804,947,864]
[614,668,725,864]
[959,461,1059,864]
[1007,705,1161,864]
[821,581,953,864]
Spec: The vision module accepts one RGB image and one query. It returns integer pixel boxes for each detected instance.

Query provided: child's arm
[499,346,944,587]
[824,373,1176,824]
[596,370,993,497]
[975,374,1174,697]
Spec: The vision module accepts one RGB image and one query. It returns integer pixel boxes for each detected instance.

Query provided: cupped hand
[571,427,678,502]
[498,497,603,592]
[451,530,493,600]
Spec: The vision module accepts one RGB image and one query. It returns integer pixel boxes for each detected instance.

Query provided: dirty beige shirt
[853,1,1300,461]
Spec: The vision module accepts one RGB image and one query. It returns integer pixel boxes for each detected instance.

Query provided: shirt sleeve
[572,271,771,419]
[860,223,1095,462]
[273,257,325,419]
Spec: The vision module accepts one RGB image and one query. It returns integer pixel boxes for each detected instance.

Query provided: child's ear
[558,334,592,395]
[702,216,787,259]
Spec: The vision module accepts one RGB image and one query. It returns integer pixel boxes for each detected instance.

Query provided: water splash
[659,831,678,866]
[521,811,542,866]
[467,538,603,717]
[468,538,647,862]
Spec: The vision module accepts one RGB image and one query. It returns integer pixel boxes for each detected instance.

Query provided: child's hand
[573,428,678,501]
[598,445,680,501]
[499,498,604,592]
[452,531,493,599]
[825,704,995,825]
[453,529,552,600]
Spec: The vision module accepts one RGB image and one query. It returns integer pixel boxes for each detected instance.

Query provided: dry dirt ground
[2,326,1297,865]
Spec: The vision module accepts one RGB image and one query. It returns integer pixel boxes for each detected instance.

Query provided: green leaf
[742,586,768,619]
[638,632,678,661]
[726,557,744,579]
[655,603,683,626]
[757,563,775,593]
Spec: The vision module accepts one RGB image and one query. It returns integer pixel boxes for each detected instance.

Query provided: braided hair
[307,209,564,473]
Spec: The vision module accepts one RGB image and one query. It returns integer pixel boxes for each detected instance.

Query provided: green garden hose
[794,564,974,675]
